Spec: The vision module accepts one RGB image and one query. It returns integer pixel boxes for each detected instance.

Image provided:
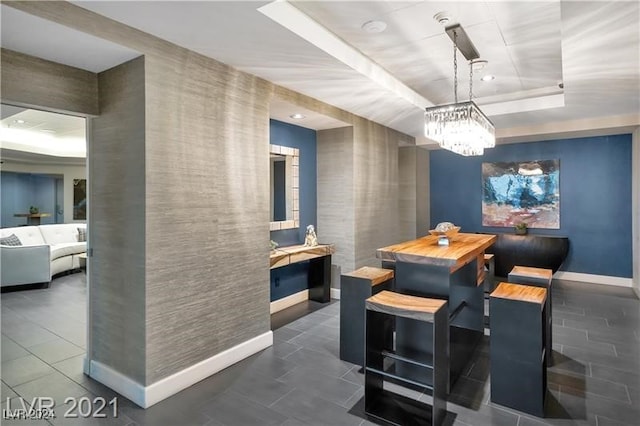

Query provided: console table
[377,233,496,388]
[484,234,569,277]
[14,213,51,226]
[270,244,335,302]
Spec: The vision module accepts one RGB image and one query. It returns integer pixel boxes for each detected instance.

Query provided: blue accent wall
[1,172,58,227]
[430,134,632,278]
[269,120,318,301]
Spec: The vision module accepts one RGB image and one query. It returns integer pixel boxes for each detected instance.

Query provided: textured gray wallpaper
[416,147,431,236]
[0,48,98,115]
[399,147,418,241]
[91,57,147,383]
[143,53,271,383]
[318,127,356,278]
[399,146,431,239]
[353,120,402,268]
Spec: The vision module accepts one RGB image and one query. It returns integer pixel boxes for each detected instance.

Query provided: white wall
[1,161,87,224]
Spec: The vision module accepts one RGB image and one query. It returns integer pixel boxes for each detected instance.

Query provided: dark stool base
[366,390,437,426]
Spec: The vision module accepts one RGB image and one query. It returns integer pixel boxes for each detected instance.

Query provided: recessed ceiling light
[289,113,305,120]
[13,119,25,124]
[361,20,387,33]
[471,60,488,71]
[481,75,495,82]
[433,12,452,26]
[40,129,57,134]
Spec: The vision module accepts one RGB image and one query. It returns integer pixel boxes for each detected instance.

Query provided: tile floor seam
[562,337,617,355]
[339,377,363,388]
[623,384,632,405]
[280,345,303,361]
[558,382,636,409]
[266,387,297,408]
[3,357,55,387]
[8,368,59,391]
[22,348,85,367]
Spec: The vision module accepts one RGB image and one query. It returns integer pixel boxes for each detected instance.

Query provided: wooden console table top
[14,213,52,218]
[270,244,335,269]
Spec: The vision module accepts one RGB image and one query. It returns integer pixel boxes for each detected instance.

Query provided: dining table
[376,232,497,388]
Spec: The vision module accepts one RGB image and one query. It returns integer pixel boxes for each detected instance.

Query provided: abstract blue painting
[482,160,560,228]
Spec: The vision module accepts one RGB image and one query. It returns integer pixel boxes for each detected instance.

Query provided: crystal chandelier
[424,24,495,156]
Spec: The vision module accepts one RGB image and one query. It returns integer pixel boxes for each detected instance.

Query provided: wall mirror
[270,144,299,231]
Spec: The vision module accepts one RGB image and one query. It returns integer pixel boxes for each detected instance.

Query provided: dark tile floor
[2,272,639,425]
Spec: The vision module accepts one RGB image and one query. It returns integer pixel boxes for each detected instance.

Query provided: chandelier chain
[453,30,458,104]
[469,60,473,101]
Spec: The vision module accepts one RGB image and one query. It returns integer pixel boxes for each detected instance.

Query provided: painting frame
[482,160,560,229]
[73,178,86,220]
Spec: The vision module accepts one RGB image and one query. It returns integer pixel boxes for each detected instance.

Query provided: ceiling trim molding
[481,93,565,117]
[496,113,640,143]
[258,0,433,109]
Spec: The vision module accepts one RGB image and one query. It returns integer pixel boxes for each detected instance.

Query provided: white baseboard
[554,271,633,288]
[88,331,273,408]
[270,290,309,314]
[330,288,341,300]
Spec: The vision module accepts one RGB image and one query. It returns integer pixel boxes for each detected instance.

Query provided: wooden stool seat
[509,265,552,283]
[491,282,547,304]
[340,267,394,366]
[343,266,394,286]
[365,290,446,322]
[365,290,448,426]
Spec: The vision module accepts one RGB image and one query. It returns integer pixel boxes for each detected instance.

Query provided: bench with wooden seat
[340,266,394,366]
[508,265,553,363]
[490,282,548,417]
[365,290,448,426]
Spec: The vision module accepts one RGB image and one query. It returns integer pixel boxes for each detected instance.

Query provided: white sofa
[1,224,87,287]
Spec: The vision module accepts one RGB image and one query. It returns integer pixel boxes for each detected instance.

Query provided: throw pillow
[0,234,22,246]
[77,228,87,242]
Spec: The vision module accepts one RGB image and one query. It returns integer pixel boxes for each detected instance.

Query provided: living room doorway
[1,104,91,396]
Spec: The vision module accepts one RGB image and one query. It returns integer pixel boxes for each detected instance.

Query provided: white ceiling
[1,1,639,146]
[0,106,86,158]
[0,5,140,73]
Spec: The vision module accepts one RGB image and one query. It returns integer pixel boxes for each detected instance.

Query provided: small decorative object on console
[29,205,39,214]
[514,222,528,235]
[270,240,279,250]
[304,224,318,247]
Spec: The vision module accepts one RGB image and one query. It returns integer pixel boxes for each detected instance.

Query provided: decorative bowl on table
[428,222,461,239]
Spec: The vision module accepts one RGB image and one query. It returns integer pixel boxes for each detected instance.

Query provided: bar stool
[490,282,548,417]
[484,254,495,294]
[340,267,394,366]
[365,290,448,426]
[508,266,553,363]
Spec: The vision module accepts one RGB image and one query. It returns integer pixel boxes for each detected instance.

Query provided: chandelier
[424,24,495,156]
